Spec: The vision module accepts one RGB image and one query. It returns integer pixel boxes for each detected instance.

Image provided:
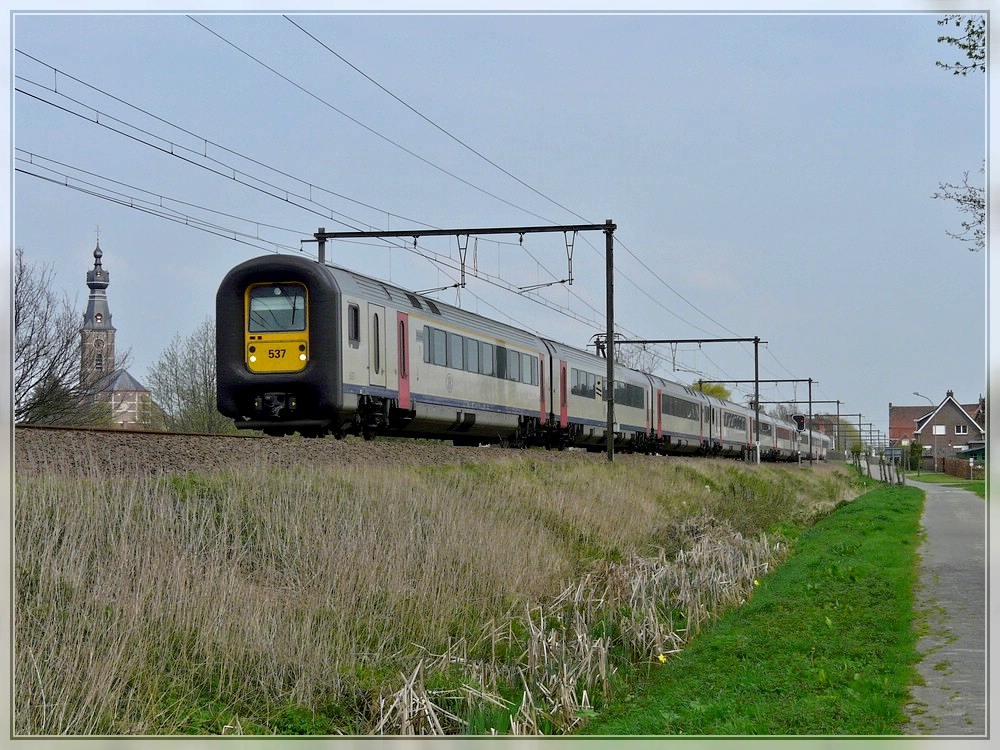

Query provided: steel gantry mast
[306,220,620,460]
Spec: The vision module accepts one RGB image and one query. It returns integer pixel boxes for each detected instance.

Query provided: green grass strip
[584,484,924,736]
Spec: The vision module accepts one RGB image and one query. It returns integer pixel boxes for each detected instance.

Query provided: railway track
[13,423,265,439]
[12,423,613,478]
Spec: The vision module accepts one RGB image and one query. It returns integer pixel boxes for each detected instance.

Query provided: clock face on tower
[94,338,105,349]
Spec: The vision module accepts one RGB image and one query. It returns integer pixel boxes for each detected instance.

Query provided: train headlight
[299,353,307,361]
[249,355,257,363]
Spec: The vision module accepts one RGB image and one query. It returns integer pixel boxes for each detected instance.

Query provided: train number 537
[268,349,286,359]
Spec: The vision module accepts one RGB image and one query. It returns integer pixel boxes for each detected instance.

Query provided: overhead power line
[16,39,806,389]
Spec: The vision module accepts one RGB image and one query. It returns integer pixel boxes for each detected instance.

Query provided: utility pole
[307,220,619,461]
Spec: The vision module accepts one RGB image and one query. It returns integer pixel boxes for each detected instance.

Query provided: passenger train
[216,253,830,461]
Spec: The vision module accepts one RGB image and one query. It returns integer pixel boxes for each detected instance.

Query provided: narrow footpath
[900,476,987,736]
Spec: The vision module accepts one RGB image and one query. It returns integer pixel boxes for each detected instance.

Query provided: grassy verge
[582,483,924,735]
[15,454,860,735]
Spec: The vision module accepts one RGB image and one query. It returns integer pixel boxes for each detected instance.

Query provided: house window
[955,425,969,435]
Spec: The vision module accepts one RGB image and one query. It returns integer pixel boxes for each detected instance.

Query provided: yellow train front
[216,254,341,436]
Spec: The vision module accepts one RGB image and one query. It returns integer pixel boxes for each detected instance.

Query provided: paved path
[900,477,987,737]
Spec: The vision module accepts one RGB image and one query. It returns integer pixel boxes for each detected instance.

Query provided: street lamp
[913,391,938,472]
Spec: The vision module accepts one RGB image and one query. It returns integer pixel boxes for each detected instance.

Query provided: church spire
[80,241,117,388]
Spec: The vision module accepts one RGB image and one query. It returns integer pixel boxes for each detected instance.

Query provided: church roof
[91,368,148,394]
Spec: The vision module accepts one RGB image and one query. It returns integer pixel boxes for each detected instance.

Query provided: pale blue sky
[9,6,989,438]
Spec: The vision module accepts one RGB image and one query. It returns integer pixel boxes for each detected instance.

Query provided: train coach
[216,253,821,459]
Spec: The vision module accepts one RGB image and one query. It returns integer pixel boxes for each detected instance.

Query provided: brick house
[888,391,985,470]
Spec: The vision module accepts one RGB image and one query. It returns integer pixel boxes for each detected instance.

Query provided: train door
[368,303,386,388]
[539,352,547,424]
[396,311,410,409]
[656,388,663,438]
[559,360,568,428]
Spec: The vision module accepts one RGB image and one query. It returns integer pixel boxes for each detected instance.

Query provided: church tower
[80,241,117,390]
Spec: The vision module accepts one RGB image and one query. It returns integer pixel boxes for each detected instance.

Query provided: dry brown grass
[14,449,856,735]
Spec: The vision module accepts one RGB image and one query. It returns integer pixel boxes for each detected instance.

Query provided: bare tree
[934,15,986,253]
[932,166,985,253]
[768,403,798,422]
[615,343,664,375]
[936,14,986,76]
[14,248,108,425]
[144,316,236,434]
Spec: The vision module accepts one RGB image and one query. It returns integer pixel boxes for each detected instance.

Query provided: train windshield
[248,283,307,333]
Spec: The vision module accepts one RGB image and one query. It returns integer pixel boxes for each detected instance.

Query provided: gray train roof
[322,262,544,350]
[540,338,650,386]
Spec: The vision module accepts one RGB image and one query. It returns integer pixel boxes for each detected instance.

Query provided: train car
[697,393,752,458]
[754,411,779,459]
[648,377,705,454]
[536,338,652,451]
[799,429,831,461]
[217,253,549,443]
[774,420,798,460]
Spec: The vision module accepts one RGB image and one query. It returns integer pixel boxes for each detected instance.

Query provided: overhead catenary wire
[16,35,824,402]
[15,54,665,349]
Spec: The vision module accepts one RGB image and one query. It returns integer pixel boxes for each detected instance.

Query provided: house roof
[91,368,148,394]
[889,391,986,440]
[915,394,985,437]
[889,393,986,441]
[888,405,930,440]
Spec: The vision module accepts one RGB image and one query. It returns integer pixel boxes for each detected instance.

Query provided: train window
[425,300,441,315]
[373,313,381,374]
[481,342,495,377]
[495,347,508,379]
[724,412,747,431]
[248,284,307,333]
[521,353,532,384]
[507,350,520,382]
[530,356,539,387]
[448,332,464,370]
[348,304,361,345]
[614,381,644,409]
[405,292,422,310]
[431,327,447,366]
[661,394,699,420]
[464,338,479,373]
[572,369,596,398]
